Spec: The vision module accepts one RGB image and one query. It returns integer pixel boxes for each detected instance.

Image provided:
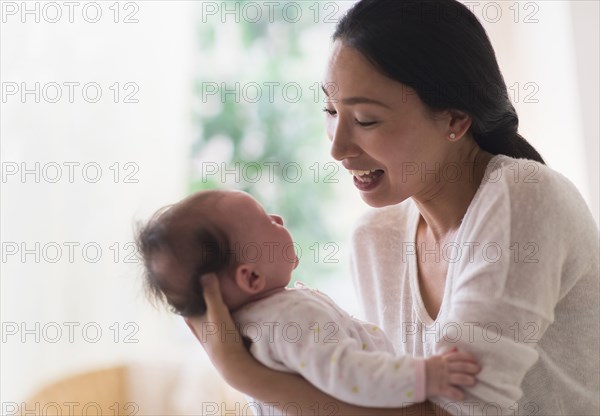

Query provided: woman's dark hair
[333,0,545,164]
[135,192,236,317]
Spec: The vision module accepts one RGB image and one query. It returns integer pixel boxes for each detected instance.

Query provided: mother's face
[322,40,453,208]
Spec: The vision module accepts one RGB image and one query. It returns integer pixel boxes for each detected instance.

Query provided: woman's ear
[234,264,266,294]
[446,109,472,141]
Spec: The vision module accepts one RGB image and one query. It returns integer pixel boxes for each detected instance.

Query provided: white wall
[570,0,600,225]
[1,1,199,403]
[471,0,599,224]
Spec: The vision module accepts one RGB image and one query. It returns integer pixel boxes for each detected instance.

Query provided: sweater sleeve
[268,297,427,407]
[431,161,593,413]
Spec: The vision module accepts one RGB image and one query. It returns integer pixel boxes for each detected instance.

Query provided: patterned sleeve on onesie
[263,285,426,407]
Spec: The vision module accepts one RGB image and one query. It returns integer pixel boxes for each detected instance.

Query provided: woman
[186,0,600,414]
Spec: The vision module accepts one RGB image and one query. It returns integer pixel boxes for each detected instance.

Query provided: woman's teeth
[349,169,383,183]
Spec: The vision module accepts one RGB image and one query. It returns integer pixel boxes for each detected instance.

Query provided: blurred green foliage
[190,1,343,285]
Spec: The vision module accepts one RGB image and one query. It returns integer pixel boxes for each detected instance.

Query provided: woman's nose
[270,214,284,226]
[329,120,360,162]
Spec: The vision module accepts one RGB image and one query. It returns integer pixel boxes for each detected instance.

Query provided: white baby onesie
[231,281,426,415]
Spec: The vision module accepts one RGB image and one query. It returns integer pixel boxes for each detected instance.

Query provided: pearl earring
[449,133,456,140]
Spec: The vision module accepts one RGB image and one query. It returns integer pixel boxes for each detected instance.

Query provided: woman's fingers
[201,273,229,319]
[184,317,202,343]
[184,273,232,343]
[187,273,247,356]
[183,274,218,346]
[185,273,234,340]
[183,273,249,383]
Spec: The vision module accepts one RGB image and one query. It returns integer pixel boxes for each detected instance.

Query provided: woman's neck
[412,146,495,243]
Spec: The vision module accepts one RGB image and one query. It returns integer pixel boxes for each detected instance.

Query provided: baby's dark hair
[135,191,237,317]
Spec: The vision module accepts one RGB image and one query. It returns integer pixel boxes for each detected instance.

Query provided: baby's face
[205,191,298,288]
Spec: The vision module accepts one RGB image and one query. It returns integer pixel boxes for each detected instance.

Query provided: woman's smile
[350,169,385,191]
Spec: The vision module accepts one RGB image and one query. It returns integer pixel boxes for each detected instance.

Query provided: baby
[136,189,480,410]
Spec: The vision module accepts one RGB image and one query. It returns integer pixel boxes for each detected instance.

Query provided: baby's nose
[270,214,284,226]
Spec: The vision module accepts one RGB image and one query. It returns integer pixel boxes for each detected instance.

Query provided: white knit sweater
[350,154,599,415]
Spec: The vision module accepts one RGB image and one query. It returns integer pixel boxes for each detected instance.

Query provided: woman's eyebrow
[320,84,391,109]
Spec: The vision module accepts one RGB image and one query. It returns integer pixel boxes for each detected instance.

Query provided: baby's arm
[425,347,481,400]
[189,274,453,416]
[265,302,479,407]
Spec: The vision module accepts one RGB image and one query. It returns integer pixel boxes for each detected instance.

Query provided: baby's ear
[234,264,266,294]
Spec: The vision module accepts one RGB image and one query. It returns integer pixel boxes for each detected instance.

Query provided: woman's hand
[184,274,252,385]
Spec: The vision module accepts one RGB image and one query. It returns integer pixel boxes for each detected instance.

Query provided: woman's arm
[428,164,600,412]
[187,275,452,416]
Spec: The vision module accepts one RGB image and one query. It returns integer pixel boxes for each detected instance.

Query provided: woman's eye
[355,119,378,127]
[323,107,377,127]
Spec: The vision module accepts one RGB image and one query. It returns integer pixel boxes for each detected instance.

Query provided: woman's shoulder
[480,154,593,220]
[474,154,598,252]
